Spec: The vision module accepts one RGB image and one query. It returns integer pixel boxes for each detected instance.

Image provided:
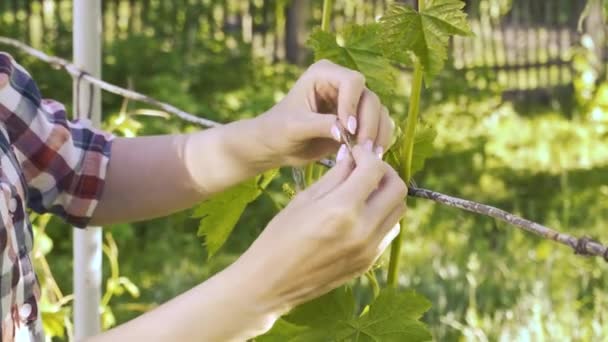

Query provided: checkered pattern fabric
[0,52,113,341]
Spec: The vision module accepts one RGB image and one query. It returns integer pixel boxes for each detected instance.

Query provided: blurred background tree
[1,0,607,340]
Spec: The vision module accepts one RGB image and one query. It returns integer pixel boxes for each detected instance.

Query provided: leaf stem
[365,270,380,299]
[387,61,424,287]
[321,0,334,32]
[402,63,424,181]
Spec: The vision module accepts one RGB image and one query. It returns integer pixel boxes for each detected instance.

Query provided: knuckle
[330,204,356,224]
[284,116,303,136]
[366,89,380,104]
[389,171,408,195]
[312,59,331,70]
[344,235,367,255]
[296,189,314,203]
[397,182,408,199]
[350,70,366,84]
[359,156,386,179]
[371,158,389,177]
[398,202,408,215]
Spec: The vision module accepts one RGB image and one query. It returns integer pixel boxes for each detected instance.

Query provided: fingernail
[375,146,384,159]
[347,115,357,135]
[336,144,348,162]
[364,140,373,152]
[331,124,341,142]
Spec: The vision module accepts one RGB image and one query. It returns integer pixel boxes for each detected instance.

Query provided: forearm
[91,118,273,225]
[87,260,280,341]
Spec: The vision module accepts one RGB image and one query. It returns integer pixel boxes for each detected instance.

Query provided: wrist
[217,257,286,338]
[222,116,284,171]
[182,118,277,197]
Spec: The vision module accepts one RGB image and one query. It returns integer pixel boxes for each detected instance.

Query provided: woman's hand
[90,142,407,342]
[234,143,407,316]
[171,60,393,199]
[249,59,395,167]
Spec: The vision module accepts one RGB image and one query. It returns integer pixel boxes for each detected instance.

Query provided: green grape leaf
[258,287,356,341]
[380,0,473,82]
[258,287,431,341]
[353,288,432,341]
[284,286,355,327]
[192,169,278,258]
[411,124,437,175]
[255,320,309,342]
[387,124,437,178]
[257,319,352,342]
[308,24,398,101]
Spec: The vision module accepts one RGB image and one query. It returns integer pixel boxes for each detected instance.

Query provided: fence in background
[1,0,606,95]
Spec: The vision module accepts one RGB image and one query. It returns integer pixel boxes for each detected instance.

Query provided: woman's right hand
[235,142,408,316]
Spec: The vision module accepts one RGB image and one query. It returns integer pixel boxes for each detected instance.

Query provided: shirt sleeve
[0,52,113,228]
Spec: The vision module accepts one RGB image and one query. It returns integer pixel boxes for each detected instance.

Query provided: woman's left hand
[251,59,394,167]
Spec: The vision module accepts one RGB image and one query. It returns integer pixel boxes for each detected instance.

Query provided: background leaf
[380,0,473,82]
[411,124,438,176]
[387,124,437,178]
[192,169,278,258]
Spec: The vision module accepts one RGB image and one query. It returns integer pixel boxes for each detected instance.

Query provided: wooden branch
[0,36,220,128]
[408,186,608,261]
[2,36,607,261]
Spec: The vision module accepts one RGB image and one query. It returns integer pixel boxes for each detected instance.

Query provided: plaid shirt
[0,52,113,341]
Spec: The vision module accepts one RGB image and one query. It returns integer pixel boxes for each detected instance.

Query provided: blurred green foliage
[1,0,608,341]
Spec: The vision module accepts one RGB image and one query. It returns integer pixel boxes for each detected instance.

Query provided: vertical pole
[73,0,103,339]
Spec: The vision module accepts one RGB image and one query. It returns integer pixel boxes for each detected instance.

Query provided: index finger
[310,60,366,129]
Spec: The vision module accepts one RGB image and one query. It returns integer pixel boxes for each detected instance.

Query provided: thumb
[294,112,341,142]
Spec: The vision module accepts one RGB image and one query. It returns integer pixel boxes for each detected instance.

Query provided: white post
[73,0,103,339]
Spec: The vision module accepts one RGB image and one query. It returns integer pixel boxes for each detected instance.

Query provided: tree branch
[0,36,220,128]
[2,37,606,261]
[408,186,608,261]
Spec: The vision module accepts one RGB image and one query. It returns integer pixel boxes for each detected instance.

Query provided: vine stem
[387,64,425,286]
[387,0,428,288]
[321,0,334,32]
[401,63,424,182]
[297,0,333,189]
[292,0,334,191]
[365,271,380,299]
